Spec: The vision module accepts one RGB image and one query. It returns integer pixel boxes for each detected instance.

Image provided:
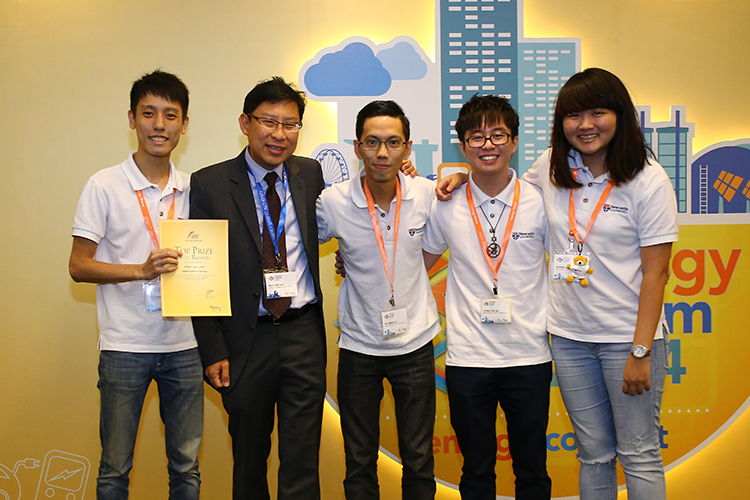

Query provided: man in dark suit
[189,77,326,500]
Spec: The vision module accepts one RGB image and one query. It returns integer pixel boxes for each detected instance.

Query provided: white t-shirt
[317,171,440,356]
[523,149,679,343]
[72,154,196,353]
[422,170,552,368]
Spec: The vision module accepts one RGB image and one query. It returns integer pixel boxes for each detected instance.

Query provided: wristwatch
[631,345,651,359]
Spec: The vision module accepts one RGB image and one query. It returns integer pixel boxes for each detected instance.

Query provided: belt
[258,302,316,325]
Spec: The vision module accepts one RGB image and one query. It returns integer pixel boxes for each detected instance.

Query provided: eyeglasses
[464,132,511,148]
[248,114,302,132]
[357,138,407,151]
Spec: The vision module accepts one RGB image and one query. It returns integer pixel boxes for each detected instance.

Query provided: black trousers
[220,307,327,500]
[446,362,552,500]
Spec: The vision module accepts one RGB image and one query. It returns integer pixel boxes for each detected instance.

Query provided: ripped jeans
[551,335,667,500]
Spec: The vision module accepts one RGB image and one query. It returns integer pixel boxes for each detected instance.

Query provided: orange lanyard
[568,169,614,251]
[363,179,402,307]
[136,188,176,249]
[466,177,520,295]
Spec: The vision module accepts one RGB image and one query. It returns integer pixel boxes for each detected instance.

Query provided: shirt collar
[244,147,284,185]
[352,169,414,209]
[468,168,517,208]
[568,150,612,183]
[123,152,184,193]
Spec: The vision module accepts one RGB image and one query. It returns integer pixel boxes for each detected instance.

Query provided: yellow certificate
[159,219,232,317]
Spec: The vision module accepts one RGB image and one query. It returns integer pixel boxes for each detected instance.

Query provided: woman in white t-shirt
[523,68,678,499]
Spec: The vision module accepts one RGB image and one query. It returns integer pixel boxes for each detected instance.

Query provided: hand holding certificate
[159,219,232,316]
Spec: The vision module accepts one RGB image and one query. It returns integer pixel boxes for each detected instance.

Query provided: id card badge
[381,306,409,339]
[550,251,574,281]
[480,296,512,324]
[143,280,162,312]
[263,271,298,298]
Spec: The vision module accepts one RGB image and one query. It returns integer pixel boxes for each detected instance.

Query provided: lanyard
[247,166,289,258]
[466,177,520,295]
[363,179,402,307]
[568,169,615,252]
[136,188,176,249]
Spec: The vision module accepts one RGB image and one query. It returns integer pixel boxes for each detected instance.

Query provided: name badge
[143,280,161,312]
[550,251,574,281]
[480,296,511,324]
[381,306,409,339]
[263,271,298,298]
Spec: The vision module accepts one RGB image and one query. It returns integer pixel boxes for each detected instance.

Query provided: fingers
[205,359,230,388]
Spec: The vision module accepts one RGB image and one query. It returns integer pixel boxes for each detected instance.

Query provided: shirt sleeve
[72,178,108,244]
[422,198,448,255]
[316,193,332,244]
[637,170,679,247]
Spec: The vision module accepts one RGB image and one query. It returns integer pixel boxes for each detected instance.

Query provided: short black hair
[355,100,411,141]
[130,70,189,116]
[454,94,519,140]
[243,77,306,120]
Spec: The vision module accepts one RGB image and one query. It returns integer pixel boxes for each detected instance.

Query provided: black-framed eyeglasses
[357,138,406,151]
[248,114,302,132]
[464,132,511,148]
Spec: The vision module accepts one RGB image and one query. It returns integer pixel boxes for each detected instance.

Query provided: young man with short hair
[69,70,202,500]
[423,95,552,499]
[317,100,439,499]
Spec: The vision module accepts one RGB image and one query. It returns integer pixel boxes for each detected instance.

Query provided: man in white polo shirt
[423,95,552,499]
[68,70,202,500]
[317,100,440,499]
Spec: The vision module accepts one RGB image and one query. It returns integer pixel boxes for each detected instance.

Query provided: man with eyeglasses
[189,77,327,500]
[423,95,553,499]
[317,100,439,499]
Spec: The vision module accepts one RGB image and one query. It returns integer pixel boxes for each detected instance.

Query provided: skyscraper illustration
[439,0,578,175]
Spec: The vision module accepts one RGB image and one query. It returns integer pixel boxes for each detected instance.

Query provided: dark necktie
[262,171,291,318]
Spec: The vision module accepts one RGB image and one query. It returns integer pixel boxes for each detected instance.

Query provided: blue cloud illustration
[304,42,391,96]
[376,41,428,80]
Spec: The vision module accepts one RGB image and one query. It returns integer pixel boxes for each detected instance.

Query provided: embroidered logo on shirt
[511,231,535,240]
[408,227,424,237]
[602,204,629,214]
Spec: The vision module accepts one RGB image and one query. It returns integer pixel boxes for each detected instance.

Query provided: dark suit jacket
[189,152,326,392]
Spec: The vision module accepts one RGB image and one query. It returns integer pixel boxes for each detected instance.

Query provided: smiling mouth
[578,134,598,140]
[480,155,499,161]
[150,136,168,142]
[267,144,286,153]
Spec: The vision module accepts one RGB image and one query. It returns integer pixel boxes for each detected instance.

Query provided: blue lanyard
[247,164,288,258]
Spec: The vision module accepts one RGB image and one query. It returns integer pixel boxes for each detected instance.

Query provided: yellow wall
[1,0,748,498]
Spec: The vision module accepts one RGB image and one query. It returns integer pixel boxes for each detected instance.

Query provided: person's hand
[334,249,346,278]
[205,359,230,388]
[400,159,418,177]
[140,248,182,280]
[436,172,469,201]
[622,355,651,396]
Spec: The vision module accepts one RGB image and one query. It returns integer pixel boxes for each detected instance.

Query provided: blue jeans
[97,348,203,500]
[551,335,668,500]
[338,341,436,500]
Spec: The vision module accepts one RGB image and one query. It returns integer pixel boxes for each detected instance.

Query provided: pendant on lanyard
[363,178,409,338]
[136,188,176,311]
[466,177,520,296]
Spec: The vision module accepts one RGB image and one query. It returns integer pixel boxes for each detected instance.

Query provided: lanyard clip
[389,294,395,308]
[577,243,584,255]
[493,281,498,296]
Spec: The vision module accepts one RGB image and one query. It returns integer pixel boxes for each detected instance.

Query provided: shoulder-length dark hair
[549,68,652,189]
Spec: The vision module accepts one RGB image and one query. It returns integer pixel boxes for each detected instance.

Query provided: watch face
[632,345,648,358]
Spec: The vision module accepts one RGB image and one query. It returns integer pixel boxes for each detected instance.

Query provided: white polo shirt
[72,154,196,353]
[422,170,551,368]
[523,149,679,343]
[317,171,440,356]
